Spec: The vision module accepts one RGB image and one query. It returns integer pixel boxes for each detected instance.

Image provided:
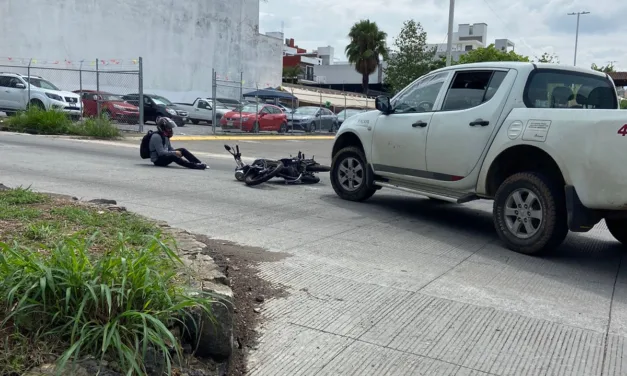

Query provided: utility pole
[567,11,589,66]
[445,0,455,66]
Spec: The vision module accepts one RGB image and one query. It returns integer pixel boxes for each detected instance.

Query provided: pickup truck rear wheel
[330,146,376,202]
[605,218,627,247]
[493,172,567,255]
[191,119,200,125]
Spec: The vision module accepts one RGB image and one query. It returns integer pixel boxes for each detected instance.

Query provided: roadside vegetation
[1,107,121,139]
[0,187,214,375]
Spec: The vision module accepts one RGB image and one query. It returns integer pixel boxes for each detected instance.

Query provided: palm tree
[345,20,388,94]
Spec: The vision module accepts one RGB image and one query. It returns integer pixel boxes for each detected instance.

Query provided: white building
[427,23,515,62]
[0,0,283,102]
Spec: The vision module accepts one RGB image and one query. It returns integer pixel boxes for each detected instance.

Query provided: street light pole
[567,11,589,66]
[445,0,455,66]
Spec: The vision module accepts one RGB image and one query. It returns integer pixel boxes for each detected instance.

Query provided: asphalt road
[1,132,626,376]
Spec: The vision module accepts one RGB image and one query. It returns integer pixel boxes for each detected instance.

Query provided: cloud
[259,0,627,71]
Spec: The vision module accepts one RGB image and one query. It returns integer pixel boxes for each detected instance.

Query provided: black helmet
[156,117,176,133]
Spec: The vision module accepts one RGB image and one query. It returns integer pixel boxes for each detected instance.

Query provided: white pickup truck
[174,98,230,125]
[330,62,627,255]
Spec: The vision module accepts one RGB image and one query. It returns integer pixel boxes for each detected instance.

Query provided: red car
[219,104,287,133]
[74,90,140,124]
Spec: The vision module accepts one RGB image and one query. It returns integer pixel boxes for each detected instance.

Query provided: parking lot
[1,133,626,375]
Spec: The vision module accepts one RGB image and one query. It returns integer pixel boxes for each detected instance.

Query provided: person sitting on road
[151,117,208,170]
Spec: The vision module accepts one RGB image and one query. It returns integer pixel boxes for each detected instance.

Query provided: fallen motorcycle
[224,144,331,186]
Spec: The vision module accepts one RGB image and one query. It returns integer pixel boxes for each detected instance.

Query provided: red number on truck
[618,124,627,136]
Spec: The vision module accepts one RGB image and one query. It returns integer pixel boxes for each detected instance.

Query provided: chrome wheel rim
[504,188,543,239]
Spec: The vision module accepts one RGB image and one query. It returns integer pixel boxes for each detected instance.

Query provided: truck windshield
[524,70,618,109]
[24,77,60,91]
[151,96,173,106]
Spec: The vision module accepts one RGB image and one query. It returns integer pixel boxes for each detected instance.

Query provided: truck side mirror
[15,82,26,89]
[375,95,393,114]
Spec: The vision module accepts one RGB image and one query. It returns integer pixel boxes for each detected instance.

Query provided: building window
[469,25,473,35]
[465,45,473,51]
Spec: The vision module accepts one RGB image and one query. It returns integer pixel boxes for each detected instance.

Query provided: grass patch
[0,188,214,375]
[3,107,121,139]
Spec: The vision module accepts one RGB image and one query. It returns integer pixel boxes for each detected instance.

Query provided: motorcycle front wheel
[244,162,284,186]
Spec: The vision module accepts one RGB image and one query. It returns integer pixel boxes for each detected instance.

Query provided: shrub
[3,108,121,139]
[4,107,72,134]
[0,234,214,375]
[73,116,121,139]
[620,99,627,110]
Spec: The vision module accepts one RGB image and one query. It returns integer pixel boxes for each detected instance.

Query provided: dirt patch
[193,235,290,376]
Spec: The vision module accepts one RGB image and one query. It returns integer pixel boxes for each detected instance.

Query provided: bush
[3,108,121,139]
[0,234,213,375]
[73,116,121,139]
[3,107,72,134]
[620,99,627,110]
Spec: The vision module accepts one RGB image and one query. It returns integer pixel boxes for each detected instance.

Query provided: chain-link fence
[0,57,144,131]
[210,69,376,135]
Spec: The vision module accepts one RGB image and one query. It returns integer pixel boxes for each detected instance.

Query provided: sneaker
[195,163,208,170]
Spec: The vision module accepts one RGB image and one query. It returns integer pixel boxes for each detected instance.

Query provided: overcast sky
[259,0,626,71]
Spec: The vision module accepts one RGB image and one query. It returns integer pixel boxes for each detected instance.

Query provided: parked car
[173,98,230,125]
[288,106,339,133]
[74,90,139,123]
[219,103,287,133]
[336,108,367,126]
[330,61,627,255]
[121,93,188,127]
[216,97,247,110]
[0,72,81,119]
[275,103,295,113]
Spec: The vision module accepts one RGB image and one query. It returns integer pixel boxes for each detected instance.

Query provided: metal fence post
[239,72,243,102]
[138,57,144,132]
[27,58,32,105]
[255,83,259,134]
[239,72,244,132]
[211,69,217,135]
[318,92,322,132]
[95,58,100,116]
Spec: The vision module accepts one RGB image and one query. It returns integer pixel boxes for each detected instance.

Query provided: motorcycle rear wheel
[244,162,284,186]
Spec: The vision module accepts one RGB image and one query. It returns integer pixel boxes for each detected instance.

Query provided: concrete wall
[0,0,282,102]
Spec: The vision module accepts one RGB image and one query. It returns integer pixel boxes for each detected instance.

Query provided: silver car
[288,106,339,133]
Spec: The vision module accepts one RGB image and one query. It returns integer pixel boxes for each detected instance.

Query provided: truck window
[393,72,449,113]
[0,76,11,87]
[442,70,506,111]
[524,69,618,109]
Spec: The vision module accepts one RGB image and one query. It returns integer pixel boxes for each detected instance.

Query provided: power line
[480,0,541,56]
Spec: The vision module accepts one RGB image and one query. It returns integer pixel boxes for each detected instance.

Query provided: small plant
[0,234,214,376]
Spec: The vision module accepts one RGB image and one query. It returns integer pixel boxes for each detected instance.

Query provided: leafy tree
[535,52,559,63]
[591,63,615,73]
[383,20,441,94]
[282,66,302,84]
[345,20,388,94]
[620,99,627,110]
[457,44,529,64]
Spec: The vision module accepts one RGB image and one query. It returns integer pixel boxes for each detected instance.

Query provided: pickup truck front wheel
[605,218,627,247]
[493,172,567,255]
[331,147,376,202]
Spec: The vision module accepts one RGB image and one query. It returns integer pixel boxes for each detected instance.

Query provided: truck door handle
[469,119,489,126]
[412,121,427,127]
